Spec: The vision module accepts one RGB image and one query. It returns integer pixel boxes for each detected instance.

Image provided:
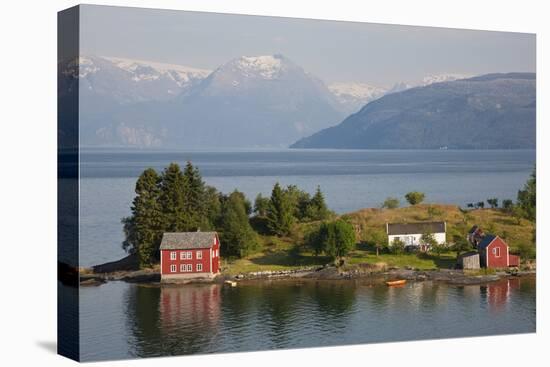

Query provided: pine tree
[204,185,222,228]
[517,167,536,221]
[307,186,330,220]
[122,168,163,267]
[310,220,356,261]
[254,193,270,217]
[219,191,259,258]
[159,163,189,231]
[266,182,294,236]
[182,161,208,230]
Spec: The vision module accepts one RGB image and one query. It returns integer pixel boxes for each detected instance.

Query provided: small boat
[386,279,407,286]
[224,280,237,287]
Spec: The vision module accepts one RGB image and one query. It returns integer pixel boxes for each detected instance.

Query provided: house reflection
[483,278,521,312]
[125,284,221,357]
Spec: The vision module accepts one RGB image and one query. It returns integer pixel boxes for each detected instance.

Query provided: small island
[81,162,536,286]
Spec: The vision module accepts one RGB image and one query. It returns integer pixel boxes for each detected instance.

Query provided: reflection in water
[126,284,221,357]
[86,277,536,361]
[484,278,523,313]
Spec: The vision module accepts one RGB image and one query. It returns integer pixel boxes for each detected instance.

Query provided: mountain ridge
[290,72,536,150]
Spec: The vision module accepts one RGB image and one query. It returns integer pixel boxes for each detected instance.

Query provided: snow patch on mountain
[237,55,283,78]
[328,82,388,114]
[329,82,386,100]
[105,56,211,87]
[421,73,471,86]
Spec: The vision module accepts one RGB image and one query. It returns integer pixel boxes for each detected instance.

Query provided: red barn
[159,232,221,282]
[477,234,519,269]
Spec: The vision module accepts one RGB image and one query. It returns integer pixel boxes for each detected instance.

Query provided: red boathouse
[477,234,520,269]
[160,231,221,282]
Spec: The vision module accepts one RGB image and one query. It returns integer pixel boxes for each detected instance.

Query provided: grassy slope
[223,204,535,275]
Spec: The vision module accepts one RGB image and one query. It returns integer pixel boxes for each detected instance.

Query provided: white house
[386,221,446,251]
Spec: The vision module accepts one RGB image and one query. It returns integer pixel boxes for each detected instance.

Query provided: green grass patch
[347,250,456,270]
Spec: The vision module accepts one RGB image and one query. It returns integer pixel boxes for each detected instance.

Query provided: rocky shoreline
[80,264,535,287]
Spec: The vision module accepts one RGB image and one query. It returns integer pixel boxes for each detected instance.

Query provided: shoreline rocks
[81,261,536,286]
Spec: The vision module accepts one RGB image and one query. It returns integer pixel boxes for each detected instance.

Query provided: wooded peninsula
[113,161,536,277]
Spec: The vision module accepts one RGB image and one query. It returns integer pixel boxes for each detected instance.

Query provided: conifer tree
[517,167,536,221]
[219,191,259,257]
[182,161,208,230]
[254,193,270,217]
[122,168,162,267]
[159,163,189,231]
[307,185,330,220]
[266,182,294,236]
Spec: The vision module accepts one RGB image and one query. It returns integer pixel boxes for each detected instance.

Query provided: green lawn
[347,250,457,270]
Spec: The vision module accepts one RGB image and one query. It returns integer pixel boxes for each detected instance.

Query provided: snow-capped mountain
[61,55,211,104]
[106,57,211,90]
[421,73,471,86]
[65,54,345,148]
[168,54,345,147]
[61,54,483,148]
[328,82,387,114]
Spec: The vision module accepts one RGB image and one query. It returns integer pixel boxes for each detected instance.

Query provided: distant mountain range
[291,73,536,149]
[59,55,535,149]
[60,54,348,148]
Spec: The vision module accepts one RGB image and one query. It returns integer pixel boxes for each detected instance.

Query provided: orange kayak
[386,279,407,286]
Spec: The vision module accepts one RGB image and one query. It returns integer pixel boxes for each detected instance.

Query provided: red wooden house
[160,231,221,282]
[477,234,520,269]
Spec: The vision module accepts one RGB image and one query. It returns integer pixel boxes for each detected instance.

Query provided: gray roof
[159,232,218,250]
[387,221,446,235]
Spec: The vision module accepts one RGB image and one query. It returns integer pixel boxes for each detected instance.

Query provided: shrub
[405,191,425,205]
[381,197,400,209]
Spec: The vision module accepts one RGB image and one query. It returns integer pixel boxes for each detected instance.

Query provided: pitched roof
[159,232,218,250]
[387,221,446,235]
[477,234,497,250]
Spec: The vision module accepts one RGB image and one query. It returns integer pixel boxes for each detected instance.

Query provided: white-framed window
[180,264,185,272]
[187,251,193,259]
[196,250,202,259]
[187,264,192,272]
[180,251,185,260]
[493,247,501,257]
[170,251,177,261]
[197,263,203,272]
[170,264,177,273]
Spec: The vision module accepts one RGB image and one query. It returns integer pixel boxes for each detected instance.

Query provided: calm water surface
[75,149,536,361]
[78,149,535,266]
[78,277,536,361]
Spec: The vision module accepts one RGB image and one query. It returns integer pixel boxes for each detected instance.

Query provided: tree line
[463,167,536,222]
[122,162,333,267]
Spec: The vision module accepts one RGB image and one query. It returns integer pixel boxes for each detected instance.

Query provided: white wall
[388,232,446,247]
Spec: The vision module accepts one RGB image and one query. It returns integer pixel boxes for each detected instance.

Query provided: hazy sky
[80,4,536,87]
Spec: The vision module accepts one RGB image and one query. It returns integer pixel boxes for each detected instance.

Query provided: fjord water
[79,277,535,361]
[79,148,535,267]
[77,149,536,361]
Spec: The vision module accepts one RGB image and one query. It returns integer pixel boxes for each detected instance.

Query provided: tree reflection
[310,281,357,317]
